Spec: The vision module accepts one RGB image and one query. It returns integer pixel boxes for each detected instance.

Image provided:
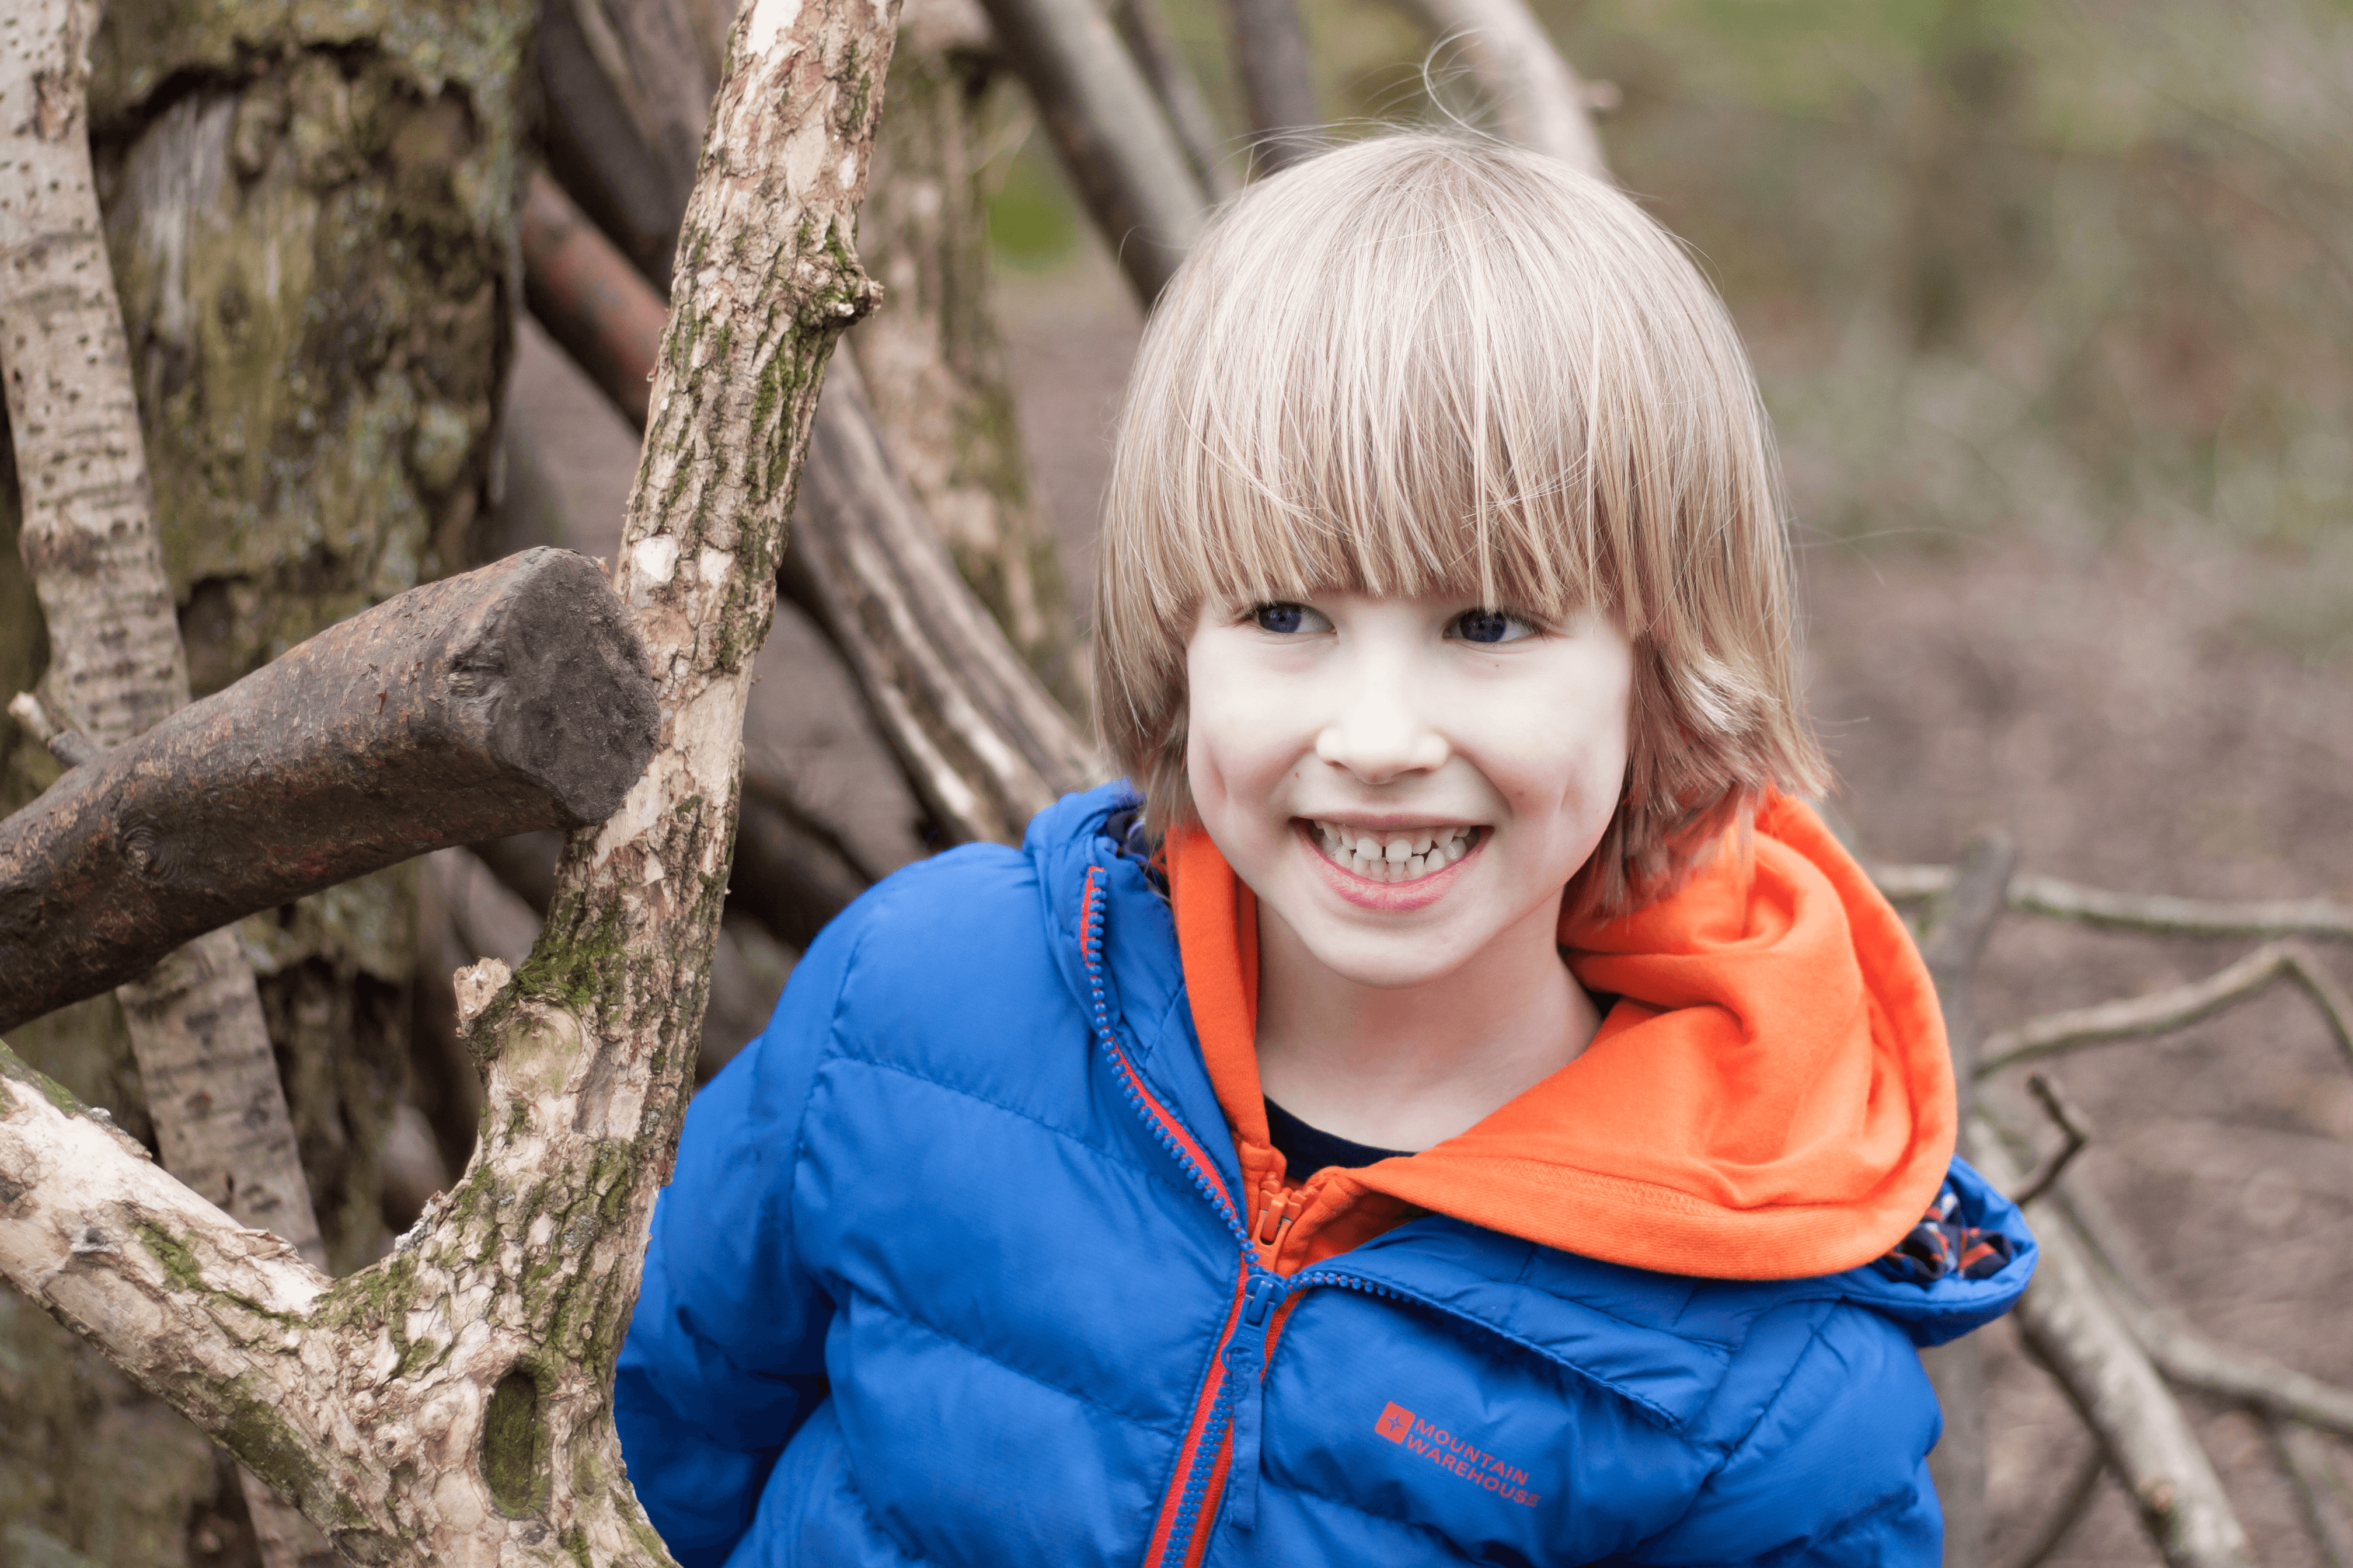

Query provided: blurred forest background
[4,0,2351,1562]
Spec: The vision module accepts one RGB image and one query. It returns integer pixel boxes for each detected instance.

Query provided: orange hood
[1166,795,1956,1282]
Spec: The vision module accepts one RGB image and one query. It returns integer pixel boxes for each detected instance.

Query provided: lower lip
[1295,821,1484,912]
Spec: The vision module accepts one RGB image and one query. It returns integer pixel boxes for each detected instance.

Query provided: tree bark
[1,9,327,1557]
[0,549,661,1035]
[1,0,536,1555]
[0,0,897,1559]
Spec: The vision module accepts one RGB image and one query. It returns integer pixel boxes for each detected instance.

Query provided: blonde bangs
[1095,134,1828,914]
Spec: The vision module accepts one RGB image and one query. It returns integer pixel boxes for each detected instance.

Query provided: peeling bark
[1,0,899,1560]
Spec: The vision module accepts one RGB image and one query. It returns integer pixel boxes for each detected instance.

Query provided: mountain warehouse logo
[1373,1402,1542,1507]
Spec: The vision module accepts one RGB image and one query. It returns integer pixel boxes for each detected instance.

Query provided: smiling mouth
[1305,819,1483,884]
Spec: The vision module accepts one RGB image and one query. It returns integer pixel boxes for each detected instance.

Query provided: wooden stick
[1978,940,2353,1077]
[0,549,660,1035]
[1969,1120,2253,1568]
[1110,0,1239,198]
[2002,1447,2106,1568]
[1872,862,2353,944]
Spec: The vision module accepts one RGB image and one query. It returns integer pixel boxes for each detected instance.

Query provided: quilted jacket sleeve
[613,909,860,1568]
[1626,1304,1946,1567]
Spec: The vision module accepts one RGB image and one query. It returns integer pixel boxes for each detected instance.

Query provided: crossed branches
[1876,858,2353,1568]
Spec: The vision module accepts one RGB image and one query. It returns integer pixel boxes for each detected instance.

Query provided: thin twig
[1978,940,2353,1077]
[2270,1418,2353,1568]
[2010,1073,2094,1207]
[1871,863,2353,944]
[2003,1447,2107,1568]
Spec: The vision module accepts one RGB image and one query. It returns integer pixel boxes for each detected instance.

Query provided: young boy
[615,134,2034,1567]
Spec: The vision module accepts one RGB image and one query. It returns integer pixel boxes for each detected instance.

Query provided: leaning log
[0,547,658,1035]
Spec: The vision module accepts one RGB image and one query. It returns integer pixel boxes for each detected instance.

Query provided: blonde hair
[1093,133,1829,918]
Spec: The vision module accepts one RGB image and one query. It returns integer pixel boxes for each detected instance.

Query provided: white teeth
[1308,821,1477,883]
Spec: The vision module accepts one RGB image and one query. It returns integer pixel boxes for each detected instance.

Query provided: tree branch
[1871,862,2353,944]
[967,0,1207,301]
[520,163,1104,845]
[1381,0,1611,180]
[0,549,660,1035]
[1221,0,1318,173]
[1969,1119,2253,1568]
[1977,940,2353,1077]
[0,0,902,1552]
[1109,0,1237,198]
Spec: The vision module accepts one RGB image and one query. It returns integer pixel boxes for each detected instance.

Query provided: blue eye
[1252,603,1322,634]
[1452,609,1532,645]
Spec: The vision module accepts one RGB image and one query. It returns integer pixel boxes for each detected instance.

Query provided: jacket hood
[1160,792,1963,1282]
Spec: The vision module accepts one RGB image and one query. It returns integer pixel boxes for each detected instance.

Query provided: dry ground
[507,231,2353,1566]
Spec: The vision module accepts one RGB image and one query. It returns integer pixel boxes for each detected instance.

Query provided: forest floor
[508,237,2353,1567]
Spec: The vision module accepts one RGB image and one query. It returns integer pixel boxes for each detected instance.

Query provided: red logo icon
[1374,1402,1416,1443]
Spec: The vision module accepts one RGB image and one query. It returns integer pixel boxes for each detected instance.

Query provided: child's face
[1186,592,1634,990]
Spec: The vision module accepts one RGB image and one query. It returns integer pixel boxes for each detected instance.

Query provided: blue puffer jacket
[615,784,2035,1567]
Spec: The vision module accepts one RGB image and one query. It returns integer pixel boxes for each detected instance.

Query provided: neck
[1253,893,1601,1153]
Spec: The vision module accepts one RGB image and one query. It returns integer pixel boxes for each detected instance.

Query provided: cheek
[1183,638,1291,820]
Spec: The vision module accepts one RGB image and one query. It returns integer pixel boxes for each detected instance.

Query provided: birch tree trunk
[0,0,897,1562]
[0,0,533,1556]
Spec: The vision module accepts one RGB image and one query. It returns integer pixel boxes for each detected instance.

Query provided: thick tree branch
[1969,1120,2253,1568]
[0,0,901,1555]
[967,0,1207,301]
[0,549,660,1035]
[1977,940,2353,1077]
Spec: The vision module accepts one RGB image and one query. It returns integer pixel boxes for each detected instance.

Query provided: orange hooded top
[1165,794,1956,1283]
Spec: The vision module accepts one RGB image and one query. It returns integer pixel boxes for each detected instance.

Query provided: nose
[1313,662,1450,784]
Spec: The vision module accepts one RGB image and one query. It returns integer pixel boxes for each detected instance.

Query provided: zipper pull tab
[1222,1273,1281,1532]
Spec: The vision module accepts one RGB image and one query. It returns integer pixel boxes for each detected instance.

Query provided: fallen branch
[0,549,660,1035]
[2270,1419,2353,1568]
[1871,863,2353,944]
[967,0,1207,301]
[1381,0,1611,180]
[1969,1119,2253,1568]
[5,692,99,767]
[1978,940,2353,1077]
[521,167,671,427]
[0,0,897,1552]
